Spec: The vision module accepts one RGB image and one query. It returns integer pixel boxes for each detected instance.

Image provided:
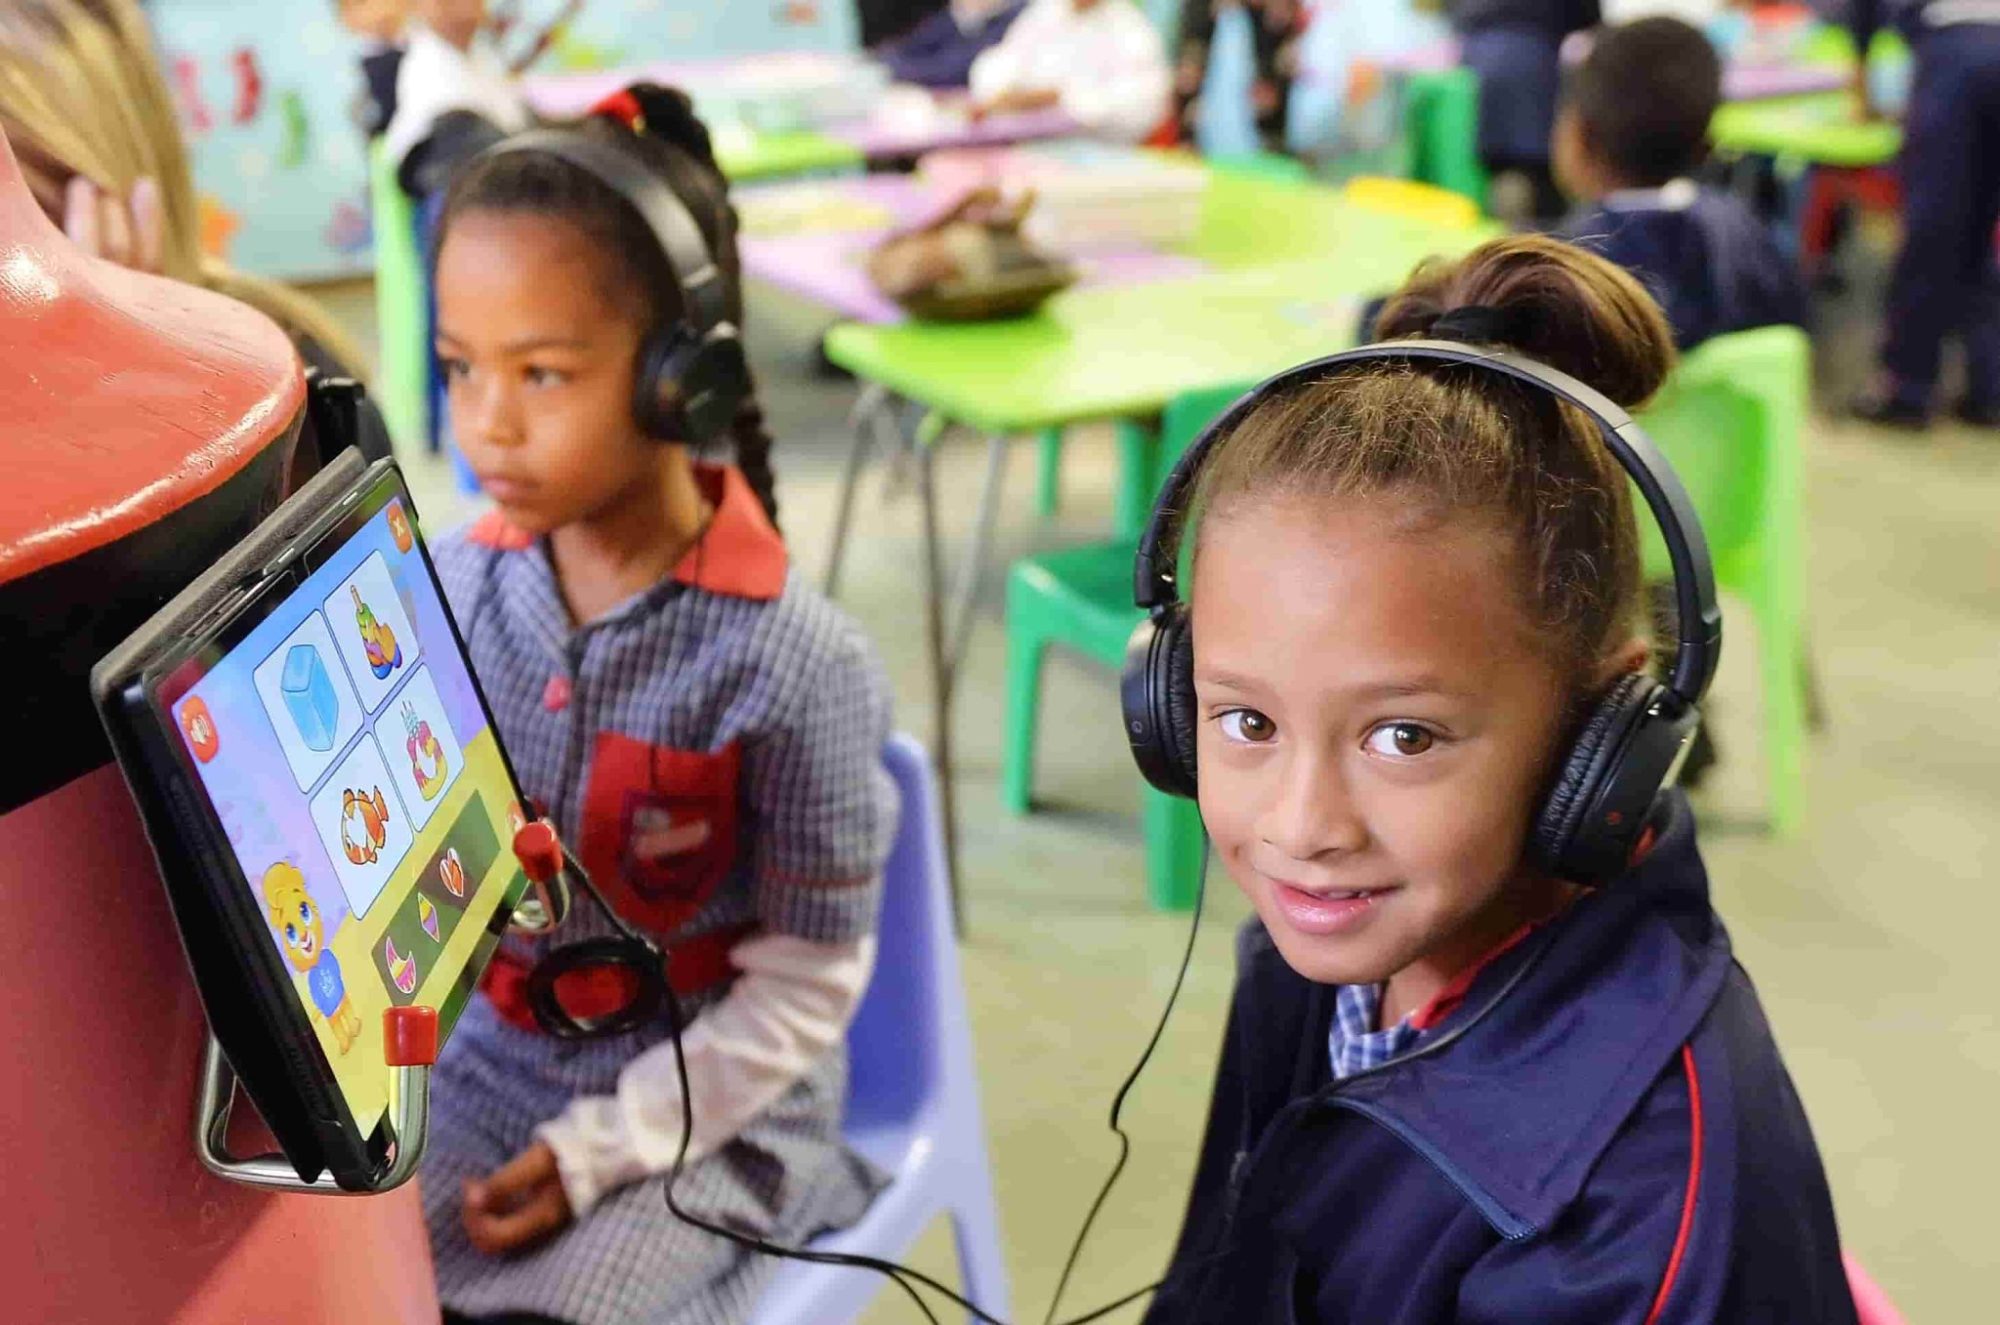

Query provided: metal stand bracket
[195,1004,437,1195]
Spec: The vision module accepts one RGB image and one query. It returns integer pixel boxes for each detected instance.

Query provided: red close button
[513,820,565,885]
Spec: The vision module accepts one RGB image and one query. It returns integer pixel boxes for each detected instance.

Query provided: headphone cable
[643,839,1214,1325]
[1041,840,1209,1325]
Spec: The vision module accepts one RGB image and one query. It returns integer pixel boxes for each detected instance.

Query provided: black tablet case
[91,451,393,1187]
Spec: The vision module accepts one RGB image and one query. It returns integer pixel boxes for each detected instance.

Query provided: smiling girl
[1142,236,1857,1324]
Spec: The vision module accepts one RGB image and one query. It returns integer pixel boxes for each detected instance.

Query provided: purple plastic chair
[753,735,1010,1324]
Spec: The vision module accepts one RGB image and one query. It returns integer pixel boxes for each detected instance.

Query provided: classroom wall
[146,0,861,281]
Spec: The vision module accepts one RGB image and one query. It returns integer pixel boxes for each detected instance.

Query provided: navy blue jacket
[1144,794,1857,1325]
[1563,184,1808,353]
[876,2,1026,89]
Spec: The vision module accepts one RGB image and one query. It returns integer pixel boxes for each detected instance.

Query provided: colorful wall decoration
[147,0,861,281]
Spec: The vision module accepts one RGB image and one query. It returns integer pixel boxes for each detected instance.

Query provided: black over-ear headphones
[1120,338,1723,886]
[475,128,751,446]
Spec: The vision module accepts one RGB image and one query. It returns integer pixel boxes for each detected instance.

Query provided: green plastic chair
[1403,67,1486,210]
[370,141,429,452]
[1002,382,1253,910]
[1634,325,1811,834]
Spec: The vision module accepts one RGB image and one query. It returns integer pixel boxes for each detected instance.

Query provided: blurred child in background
[386,0,581,195]
[1451,0,1602,223]
[0,0,363,374]
[387,0,532,192]
[1553,14,1808,790]
[1554,15,1806,351]
[336,0,409,141]
[1171,0,1310,154]
[969,0,1171,141]
[1838,0,2000,429]
[877,0,1028,89]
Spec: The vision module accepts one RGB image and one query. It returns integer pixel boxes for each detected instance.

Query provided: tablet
[93,452,531,1189]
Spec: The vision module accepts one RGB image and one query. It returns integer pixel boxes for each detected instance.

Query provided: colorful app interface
[172,498,523,1135]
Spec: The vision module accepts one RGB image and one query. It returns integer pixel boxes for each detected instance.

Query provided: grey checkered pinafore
[420,495,898,1325]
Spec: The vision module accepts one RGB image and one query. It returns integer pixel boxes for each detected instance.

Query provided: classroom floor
[311,228,1998,1321]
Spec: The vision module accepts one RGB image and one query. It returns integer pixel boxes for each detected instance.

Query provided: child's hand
[462,1141,573,1256]
[63,175,165,274]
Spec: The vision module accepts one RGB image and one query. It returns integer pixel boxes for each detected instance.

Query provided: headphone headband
[1135,339,1721,705]
[478,129,733,343]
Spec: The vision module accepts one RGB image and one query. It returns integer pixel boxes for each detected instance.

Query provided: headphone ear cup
[1161,613,1199,793]
[631,328,681,439]
[633,326,749,445]
[1122,606,1199,798]
[1531,671,1671,884]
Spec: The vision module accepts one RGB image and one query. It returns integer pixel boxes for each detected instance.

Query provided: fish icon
[340,786,391,865]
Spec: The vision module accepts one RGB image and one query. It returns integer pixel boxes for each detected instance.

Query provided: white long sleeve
[534,932,877,1216]
[968,0,1170,143]
[383,26,532,169]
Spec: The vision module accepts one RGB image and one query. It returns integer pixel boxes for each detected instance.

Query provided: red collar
[1407,890,1579,1033]
[670,463,788,600]
[466,463,788,602]
[1405,825,1661,1033]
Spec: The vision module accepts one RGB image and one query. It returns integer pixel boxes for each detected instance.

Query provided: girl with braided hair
[421,84,898,1325]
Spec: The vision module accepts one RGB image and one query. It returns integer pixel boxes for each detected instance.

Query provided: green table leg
[1036,427,1064,517]
[1143,787,1206,912]
[1114,418,1162,541]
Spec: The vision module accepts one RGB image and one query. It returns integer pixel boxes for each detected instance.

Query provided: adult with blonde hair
[0,0,365,374]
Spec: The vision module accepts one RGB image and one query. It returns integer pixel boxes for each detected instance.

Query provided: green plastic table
[715,129,863,183]
[823,198,1496,906]
[1709,92,1901,168]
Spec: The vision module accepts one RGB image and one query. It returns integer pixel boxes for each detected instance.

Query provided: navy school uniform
[1563,179,1810,352]
[1451,1,1601,164]
[1143,792,1858,1325]
[1842,2,2000,407]
[877,2,1027,89]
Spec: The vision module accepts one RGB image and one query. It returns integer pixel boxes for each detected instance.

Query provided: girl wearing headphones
[1140,236,1857,1322]
[419,86,898,1325]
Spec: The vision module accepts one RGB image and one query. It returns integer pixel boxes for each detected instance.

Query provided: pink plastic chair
[753,735,1009,1324]
[1845,1253,1908,1325]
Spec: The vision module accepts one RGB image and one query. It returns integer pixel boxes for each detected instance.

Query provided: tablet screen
[153,476,526,1137]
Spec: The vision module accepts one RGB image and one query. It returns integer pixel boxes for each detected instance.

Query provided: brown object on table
[865,184,1076,321]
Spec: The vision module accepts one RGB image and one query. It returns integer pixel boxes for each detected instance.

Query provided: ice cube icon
[281,644,341,751]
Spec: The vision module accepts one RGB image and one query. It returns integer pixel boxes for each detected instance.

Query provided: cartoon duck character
[351,585,402,679]
[261,862,362,1055]
[402,701,448,801]
[341,785,391,866]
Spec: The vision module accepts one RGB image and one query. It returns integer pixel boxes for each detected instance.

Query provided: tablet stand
[196,1004,438,1195]
[194,845,571,1194]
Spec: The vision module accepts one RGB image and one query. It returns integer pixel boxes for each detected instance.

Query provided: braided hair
[434,83,781,528]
